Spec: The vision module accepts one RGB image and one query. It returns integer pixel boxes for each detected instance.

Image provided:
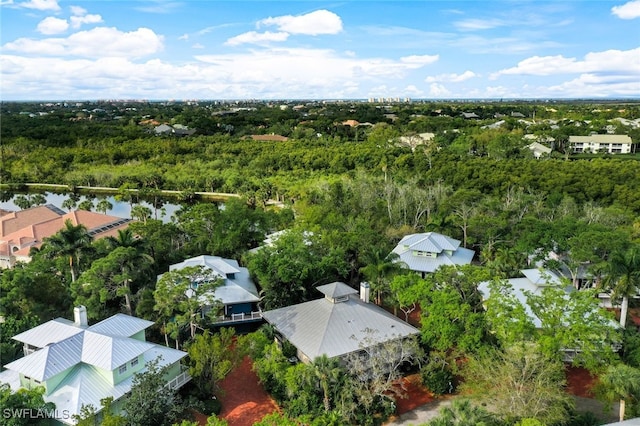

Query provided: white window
[119,364,127,374]
[131,357,139,367]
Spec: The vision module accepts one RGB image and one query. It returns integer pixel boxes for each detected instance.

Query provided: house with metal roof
[391,232,475,277]
[262,282,420,363]
[0,306,189,425]
[478,268,570,329]
[167,255,262,324]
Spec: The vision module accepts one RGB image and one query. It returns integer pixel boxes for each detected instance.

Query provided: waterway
[0,192,183,223]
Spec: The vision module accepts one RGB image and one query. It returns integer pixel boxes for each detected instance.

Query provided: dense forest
[1,100,640,425]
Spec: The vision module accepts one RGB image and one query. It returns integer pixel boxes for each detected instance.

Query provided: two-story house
[391,232,475,277]
[0,306,189,425]
[166,255,262,325]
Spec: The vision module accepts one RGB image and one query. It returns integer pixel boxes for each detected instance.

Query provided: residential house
[153,124,196,136]
[167,255,262,324]
[0,205,132,268]
[569,134,633,154]
[527,142,552,158]
[262,282,419,363]
[0,306,189,425]
[477,269,621,359]
[391,232,475,277]
[477,268,570,328]
[397,133,436,151]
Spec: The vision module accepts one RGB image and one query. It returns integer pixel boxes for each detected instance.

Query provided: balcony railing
[213,311,263,324]
[165,370,191,390]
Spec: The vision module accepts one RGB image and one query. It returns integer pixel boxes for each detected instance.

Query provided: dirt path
[215,356,279,426]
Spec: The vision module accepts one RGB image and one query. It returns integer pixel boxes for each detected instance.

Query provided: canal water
[0,192,182,223]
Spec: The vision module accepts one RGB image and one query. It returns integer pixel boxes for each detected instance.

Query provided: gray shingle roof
[262,286,419,361]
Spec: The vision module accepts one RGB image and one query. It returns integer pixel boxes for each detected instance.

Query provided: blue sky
[1,0,639,100]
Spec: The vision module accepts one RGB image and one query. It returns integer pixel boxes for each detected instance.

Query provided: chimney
[74,306,88,327]
[360,282,370,303]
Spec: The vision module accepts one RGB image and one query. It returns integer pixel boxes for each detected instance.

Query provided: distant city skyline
[1,0,639,100]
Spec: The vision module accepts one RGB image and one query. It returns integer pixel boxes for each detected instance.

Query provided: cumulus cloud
[546,73,640,98]
[225,31,289,46]
[258,9,342,35]
[611,0,640,19]
[426,70,476,83]
[36,16,69,35]
[491,47,640,78]
[428,83,451,97]
[15,0,59,11]
[69,7,103,29]
[3,27,164,58]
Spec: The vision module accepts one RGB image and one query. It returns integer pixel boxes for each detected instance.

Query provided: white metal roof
[478,269,572,329]
[263,292,419,360]
[46,345,186,425]
[5,333,83,381]
[317,282,358,299]
[168,255,260,305]
[392,233,475,274]
[12,318,84,348]
[4,330,155,380]
[170,255,240,276]
[80,332,155,370]
[88,314,154,337]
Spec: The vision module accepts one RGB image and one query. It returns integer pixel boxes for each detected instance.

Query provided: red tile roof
[0,205,131,261]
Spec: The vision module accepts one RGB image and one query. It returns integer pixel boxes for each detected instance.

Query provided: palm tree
[43,219,93,283]
[96,198,113,215]
[107,228,144,250]
[596,363,640,422]
[359,246,404,305]
[312,355,343,412]
[601,245,640,328]
[428,398,500,426]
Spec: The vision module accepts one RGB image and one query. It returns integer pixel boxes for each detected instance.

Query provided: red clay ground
[565,365,597,398]
[213,356,279,426]
[393,373,437,414]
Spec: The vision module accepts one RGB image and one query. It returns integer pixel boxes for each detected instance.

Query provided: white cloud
[192,43,204,49]
[545,73,640,98]
[70,5,85,15]
[1,43,440,99]
[426,70,476,83]
[492,47,640,78]
[178,34,189,41]
[454,18,505,31]
[400,54,439,67]
[70,13,102,28]
[612,0,640,19]
[3,27,164,58]
[258,9,343,35]
[36,16,68,35]
[225,31,289,46]
[15,0,59,11]
[428,83,450,97]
